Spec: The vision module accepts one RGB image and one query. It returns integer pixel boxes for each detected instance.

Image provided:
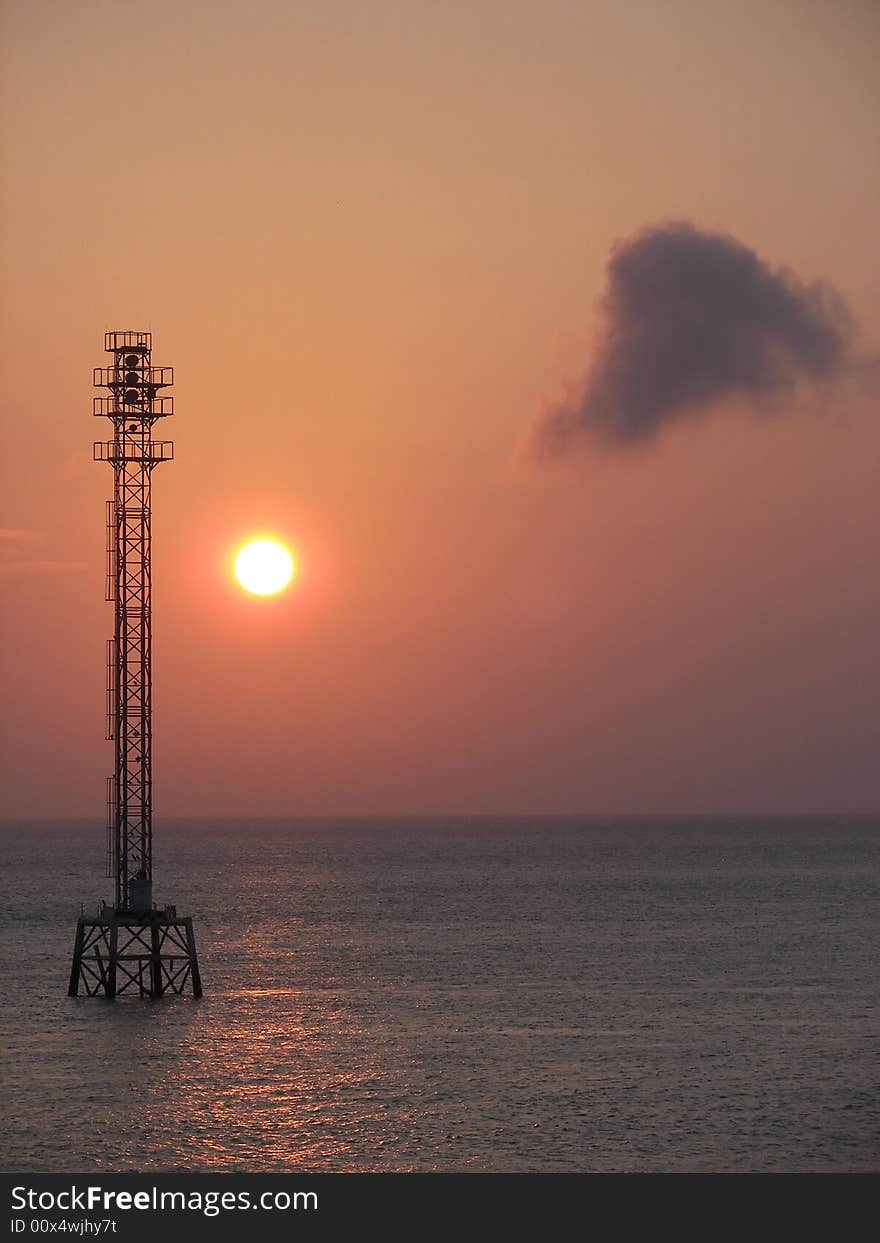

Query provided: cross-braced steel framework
[68,912,200,998]
[94,330,174,909]
[69,331,201,999]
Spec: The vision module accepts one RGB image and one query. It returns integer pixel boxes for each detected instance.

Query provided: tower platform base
[68,906,202,998]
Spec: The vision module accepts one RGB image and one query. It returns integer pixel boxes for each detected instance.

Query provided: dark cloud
[531,221,855,455]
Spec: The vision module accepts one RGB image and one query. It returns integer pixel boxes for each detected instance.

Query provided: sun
[234,540,295,596]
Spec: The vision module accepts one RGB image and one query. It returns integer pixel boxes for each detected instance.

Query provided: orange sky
[1,0,878,817]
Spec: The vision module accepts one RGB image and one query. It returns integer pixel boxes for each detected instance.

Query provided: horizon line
[2,809,878,825]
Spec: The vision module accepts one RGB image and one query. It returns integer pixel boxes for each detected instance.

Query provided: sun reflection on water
[117,983,415,1171]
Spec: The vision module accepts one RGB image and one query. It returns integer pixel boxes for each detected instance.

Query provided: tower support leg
[107,920,118,999]
[185,918,203,998]
[150,920,163,997]
[68,918,85,997]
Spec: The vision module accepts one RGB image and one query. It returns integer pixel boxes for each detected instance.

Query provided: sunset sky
[1,0,878,818]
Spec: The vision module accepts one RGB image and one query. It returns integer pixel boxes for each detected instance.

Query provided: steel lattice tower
[69,332,201,999]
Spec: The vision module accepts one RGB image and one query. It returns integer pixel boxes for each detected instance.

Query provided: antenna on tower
[68,332,202,999]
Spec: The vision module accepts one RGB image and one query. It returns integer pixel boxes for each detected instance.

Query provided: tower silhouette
[68,332,201,998]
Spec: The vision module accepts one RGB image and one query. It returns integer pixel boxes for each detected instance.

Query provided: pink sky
[1,0,878,816]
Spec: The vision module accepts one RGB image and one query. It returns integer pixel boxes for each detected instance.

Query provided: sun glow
[235,540,295,596]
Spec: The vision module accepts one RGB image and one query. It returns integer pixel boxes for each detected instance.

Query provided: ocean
[0,816,877,1172]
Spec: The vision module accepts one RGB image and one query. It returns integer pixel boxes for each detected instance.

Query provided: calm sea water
[0,817,877,1172]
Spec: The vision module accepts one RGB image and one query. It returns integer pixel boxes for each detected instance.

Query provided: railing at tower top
[93,396,174,418]
[104,331,152,351]
[93,366,174,388]
[93,441,174,463]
